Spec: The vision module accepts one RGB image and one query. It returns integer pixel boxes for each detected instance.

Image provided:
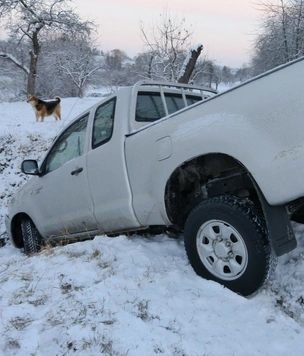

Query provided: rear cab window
[165,94,186,114]
[135,92,203,123]
[135,93,165,122]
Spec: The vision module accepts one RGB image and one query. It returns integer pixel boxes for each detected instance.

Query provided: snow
[1,94,304,355]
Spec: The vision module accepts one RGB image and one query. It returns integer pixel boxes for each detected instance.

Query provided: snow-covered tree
[105,49,129,71]
[54,37,102,98]
[221,66,233,84]
[191,58,219,88]
[251,0,304,74]
[100,49,136,90]
[0,0,96,96]
[140,9,202,83]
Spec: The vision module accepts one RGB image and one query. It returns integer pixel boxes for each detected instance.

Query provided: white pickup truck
[6,57,304,296]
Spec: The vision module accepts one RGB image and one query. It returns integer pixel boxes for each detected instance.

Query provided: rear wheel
[21,219,42,255]
[184,195,275,296]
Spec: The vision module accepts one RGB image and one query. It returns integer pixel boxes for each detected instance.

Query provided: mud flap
[259,193,297,256]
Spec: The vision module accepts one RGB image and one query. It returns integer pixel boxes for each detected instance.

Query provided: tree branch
[0,52,30,74]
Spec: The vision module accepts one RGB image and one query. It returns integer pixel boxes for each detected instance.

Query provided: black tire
[184,195,276,296]
[21,219,42,255]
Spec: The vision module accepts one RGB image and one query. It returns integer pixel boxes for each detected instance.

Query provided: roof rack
[132,79,217,95]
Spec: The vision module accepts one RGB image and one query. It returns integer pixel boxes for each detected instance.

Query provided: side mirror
[21,160,39,175]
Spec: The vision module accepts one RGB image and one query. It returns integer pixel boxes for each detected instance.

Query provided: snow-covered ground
[1,94,304,356]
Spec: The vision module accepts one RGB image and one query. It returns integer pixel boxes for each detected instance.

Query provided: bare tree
[251,0,304,74]
[55,37,102,98]
[290,0,304,57]
[234,65,252,83]
[0,0,96,95]
[0,40,26,100]
[140,9,202,83]
[221,66,233,84]
[105,49,129,71]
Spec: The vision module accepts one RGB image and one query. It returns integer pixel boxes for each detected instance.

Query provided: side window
[186,95,203,106]
[44,114,89,173]
[92,98,116,149]
[165,94,185,114]
[135,93,166,122]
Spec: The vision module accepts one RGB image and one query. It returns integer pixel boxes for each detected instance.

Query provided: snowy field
[1,92,304,355]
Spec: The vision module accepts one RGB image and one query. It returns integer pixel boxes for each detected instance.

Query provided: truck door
[35,114,98,237]
[86,97,141,233]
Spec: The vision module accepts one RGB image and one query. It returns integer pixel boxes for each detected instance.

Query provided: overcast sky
[73,0,263,68]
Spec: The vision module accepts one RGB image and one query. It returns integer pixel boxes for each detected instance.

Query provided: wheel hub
[213,238,233,259]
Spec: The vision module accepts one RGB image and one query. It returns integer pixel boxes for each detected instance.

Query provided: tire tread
[21,219,41,255]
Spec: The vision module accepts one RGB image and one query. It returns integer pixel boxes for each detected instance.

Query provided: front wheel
[21,219,42,255]
[184,195,276,296]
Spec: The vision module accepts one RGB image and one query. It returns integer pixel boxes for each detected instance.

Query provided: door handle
[71,167,83,176]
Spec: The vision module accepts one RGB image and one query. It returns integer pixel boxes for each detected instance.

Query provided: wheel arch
[164,152,297,256]
[10,213,34,248]
[164,152,259,226]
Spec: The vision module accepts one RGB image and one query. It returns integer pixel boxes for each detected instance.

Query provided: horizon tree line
[1,0,297,101]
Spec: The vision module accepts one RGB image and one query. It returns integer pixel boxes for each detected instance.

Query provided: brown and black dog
[27,95,61,122]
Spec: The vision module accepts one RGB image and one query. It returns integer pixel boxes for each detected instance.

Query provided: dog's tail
[54,96,61,103]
